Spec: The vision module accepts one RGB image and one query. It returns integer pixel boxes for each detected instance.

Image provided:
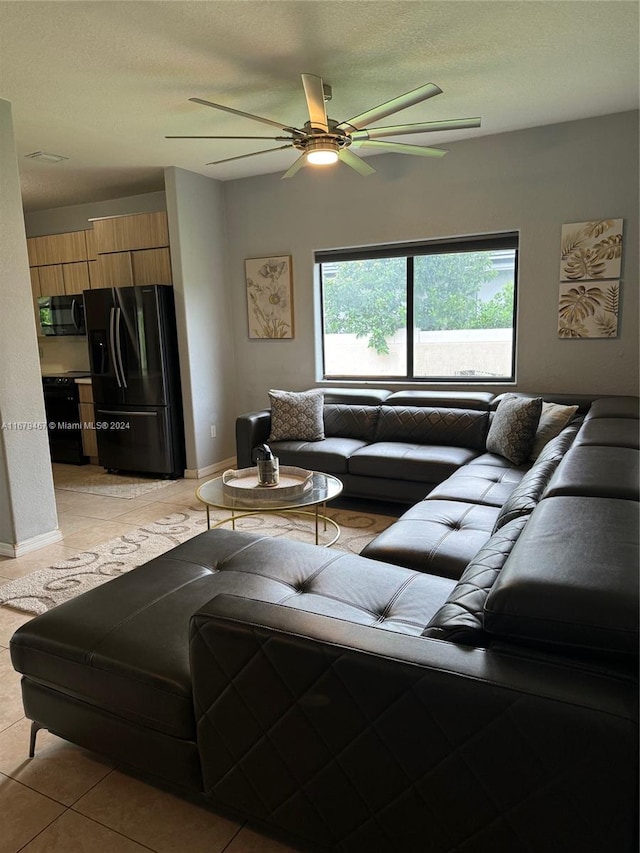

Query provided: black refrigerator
[84,284,185,478]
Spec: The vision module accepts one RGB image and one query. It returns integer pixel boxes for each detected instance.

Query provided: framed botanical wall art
[557,219,624,339]
[245,255,294,339]
[559,219,623,281]
[558,280,620,338]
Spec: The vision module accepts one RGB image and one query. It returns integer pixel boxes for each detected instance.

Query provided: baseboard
[184,456,236,480]
[0,528,63,558]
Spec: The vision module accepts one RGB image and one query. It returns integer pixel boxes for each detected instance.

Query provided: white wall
[165,166,237,474]
[0,99,59,554]
[223,111,639,413]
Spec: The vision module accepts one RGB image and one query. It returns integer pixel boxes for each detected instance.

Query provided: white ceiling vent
[24,151,69,163]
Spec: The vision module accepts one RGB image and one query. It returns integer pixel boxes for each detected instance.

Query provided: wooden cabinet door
[94,253,134,288]
[29,267,41,298]
[62,262,90,295]
[84,228,97,261]
[94,211,169,253]
[131,248,172,286]
[37,264,65,295]
[37,231,87,264]
[27,238,39,266]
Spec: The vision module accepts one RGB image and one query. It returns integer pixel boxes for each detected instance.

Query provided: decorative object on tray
[252,443,279,486]
[222,466,313,499]
[245,255,294,339]
[558,219,623,339]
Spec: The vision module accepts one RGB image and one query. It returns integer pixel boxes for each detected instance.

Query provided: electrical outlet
[210,425,217,438]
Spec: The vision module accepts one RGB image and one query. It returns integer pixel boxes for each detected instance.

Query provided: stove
[42,375,89,464]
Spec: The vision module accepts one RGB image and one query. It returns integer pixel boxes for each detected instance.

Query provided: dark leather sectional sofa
[10,390,639,853]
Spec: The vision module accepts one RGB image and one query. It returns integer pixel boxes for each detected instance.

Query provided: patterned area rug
[0,506,393,615]
[53,466,175,499]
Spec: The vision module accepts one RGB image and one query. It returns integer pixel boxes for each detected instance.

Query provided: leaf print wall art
[558,219,623,339]
[245,255,294,339]
[557,281,619,338]
[560,219,623,281]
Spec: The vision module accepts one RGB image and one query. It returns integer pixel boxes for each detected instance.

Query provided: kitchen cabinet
[92,253,134,289]
[93,211,169,253]
[78,383,98,460]
[29,231,88,266]
[131,248,172,286]
[37,264,65,296]
[62,262,91,295]
[84,228,97,261]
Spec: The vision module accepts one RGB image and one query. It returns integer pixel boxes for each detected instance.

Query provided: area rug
[53,466,175,499]
[0,505,393,615]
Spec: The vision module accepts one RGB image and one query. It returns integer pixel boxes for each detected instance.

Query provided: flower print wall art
[558,219,623,339]
[245,255,294,339]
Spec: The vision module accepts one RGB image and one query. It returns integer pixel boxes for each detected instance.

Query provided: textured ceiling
[1,1,638,212]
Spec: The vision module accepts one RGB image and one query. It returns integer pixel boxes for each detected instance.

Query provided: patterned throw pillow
[529,402,579,460]
[486,394,542,465]
[268,389,325,442]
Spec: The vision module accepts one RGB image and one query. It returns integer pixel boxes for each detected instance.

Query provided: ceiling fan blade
[352,140,448,158]
[281,153,307,179]
[337,83,442,132]
[301,73,328,132]
[206,144,293,166]
[189,97,303,135]
[339,148,376,176]
[166,135,292,140]
[351,117,481,140]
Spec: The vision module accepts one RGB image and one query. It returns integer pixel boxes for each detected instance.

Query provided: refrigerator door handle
[97,410,158,417]
[109,307,122,388]
[115,307,128,388]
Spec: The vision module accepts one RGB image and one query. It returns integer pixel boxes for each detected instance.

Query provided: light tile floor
[0,465,303,853]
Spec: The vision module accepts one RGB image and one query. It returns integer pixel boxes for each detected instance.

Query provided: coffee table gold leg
[231,509,236,531]
[315,505,319,545]
[206,506,211,530]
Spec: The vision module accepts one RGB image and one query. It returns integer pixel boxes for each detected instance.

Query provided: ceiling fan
[166,74,481,178]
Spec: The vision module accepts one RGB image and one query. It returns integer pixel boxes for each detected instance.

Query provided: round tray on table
[222,466,313,500]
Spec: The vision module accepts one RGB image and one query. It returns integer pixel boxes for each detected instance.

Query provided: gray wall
[24,191,167,236]
[165,167,237,472]
[224,111,639,413]
[0,99,58,550]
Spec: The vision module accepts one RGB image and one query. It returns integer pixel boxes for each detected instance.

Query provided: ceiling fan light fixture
[305,137,339,165]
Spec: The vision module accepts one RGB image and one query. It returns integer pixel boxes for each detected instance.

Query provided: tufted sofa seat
[10,394,639,853]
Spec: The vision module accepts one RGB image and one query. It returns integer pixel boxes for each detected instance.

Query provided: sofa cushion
[486,394,542,464]
[492,454,562,532]
[268,388,324,442]
[484,496,639,656]
[585,396,639,419]
[422,516,529,645]
[10,553,223,739]
[360,499,500,579]
[544,445,640,501]
[385,390,494,411]
[374,406,489,449]
[323,404,379,442]
[348,442,479,484]
[574,417,640,450]
[270,437,368,474]
[426,465,524,507]
[529,402,578,460]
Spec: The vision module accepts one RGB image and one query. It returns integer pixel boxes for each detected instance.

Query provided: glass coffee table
[196,471,344,546]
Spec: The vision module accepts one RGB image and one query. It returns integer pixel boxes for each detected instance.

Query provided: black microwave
[38,295,86,336]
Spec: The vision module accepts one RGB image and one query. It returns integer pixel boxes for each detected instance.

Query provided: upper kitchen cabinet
[27,230,88,266]
[93,211,169,253]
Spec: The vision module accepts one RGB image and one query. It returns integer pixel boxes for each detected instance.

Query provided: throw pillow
[268,389,325,442]
[486,395,542,465]
[529,401,579,460]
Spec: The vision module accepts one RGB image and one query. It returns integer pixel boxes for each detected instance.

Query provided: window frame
[317,232,519,383]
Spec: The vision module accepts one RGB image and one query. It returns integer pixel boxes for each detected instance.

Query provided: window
[318,233,518,381]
